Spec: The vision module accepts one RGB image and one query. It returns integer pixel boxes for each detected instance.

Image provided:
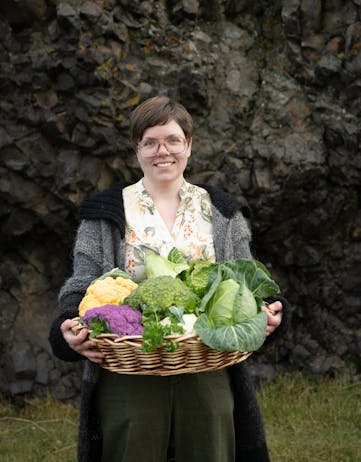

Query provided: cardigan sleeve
[228,209,252,260]
[48,251,103,362]
[48,220,107,362]
[59,220,107,312]
[49,217,125,362]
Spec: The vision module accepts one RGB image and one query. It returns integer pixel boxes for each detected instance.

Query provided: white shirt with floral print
[123,179,216,282]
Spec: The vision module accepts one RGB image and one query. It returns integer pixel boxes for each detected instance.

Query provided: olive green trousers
[96,368,235,462]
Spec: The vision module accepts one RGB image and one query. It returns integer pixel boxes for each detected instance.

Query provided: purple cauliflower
[81,304,144,337]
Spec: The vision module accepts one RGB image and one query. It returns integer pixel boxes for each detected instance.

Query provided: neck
[142,176,184,200]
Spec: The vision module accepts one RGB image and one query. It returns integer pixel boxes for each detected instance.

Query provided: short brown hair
[129,96,193,147]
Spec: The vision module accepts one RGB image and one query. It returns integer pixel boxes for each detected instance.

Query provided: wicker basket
[72,320,253,376]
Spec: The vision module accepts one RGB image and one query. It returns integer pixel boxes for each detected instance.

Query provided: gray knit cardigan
[49,181,291,462]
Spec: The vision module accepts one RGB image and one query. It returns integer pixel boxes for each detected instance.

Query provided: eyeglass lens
[139,137,186,156]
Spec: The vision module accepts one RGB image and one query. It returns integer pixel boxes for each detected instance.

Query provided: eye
[167,137,183,145]
[142,139,157,148]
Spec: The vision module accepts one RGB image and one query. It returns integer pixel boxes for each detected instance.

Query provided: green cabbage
[194,258,280,352]
[206,279,241,328]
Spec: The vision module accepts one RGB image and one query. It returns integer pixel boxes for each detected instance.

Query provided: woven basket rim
[71,317,253,375]
[72,317,200,342]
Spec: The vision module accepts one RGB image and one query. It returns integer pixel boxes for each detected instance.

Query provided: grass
[258,372,361,462]
[0,371,360,461]
[0,393,78,462]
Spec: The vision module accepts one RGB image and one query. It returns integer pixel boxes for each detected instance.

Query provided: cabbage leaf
[206,279,240,327]
[199,259,280,313]
[194,311,268,352]
[180,260,217,297]
[194,258,280,352]
[220,259,280,306]
[145,251,189,278]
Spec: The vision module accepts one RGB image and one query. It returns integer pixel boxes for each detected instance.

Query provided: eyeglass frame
[136,135,190,157]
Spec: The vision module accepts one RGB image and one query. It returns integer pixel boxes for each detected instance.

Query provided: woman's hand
[60,319,104,364]
[261,301,283,336]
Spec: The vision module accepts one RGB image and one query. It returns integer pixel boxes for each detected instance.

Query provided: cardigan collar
[79,180,250,237]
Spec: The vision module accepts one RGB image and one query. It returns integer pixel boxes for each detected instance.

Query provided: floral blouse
[123,179,216,282]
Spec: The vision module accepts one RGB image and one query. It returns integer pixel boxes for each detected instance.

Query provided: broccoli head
[124,276,200,314]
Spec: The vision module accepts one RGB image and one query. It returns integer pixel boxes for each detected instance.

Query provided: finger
[74,337,95,349]
[261,306,282,328]
[268,312,282,327]
[78,340,104,362]
[266,301,283,313]
[261,305,277,319]
[65,327,90,347]
[85,351,105,363]
[72,339,104,361]
[266,326,274,336]
[73,327,91,341]
[266,318,281,335]
[60,318,79,333]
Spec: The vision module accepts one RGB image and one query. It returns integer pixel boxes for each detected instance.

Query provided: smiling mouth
[154,161,175,167]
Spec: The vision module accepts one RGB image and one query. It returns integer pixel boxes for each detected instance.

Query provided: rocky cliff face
[0,0,360,398]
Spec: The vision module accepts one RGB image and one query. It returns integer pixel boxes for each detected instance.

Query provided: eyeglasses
[138,136,188,157]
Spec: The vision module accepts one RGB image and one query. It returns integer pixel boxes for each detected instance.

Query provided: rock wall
[0,0,360,398]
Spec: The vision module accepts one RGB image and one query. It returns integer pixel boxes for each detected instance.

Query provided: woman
[49,96,290,462]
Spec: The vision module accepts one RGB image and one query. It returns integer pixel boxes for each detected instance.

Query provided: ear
[134,145,141,160]
[186,137,192,157]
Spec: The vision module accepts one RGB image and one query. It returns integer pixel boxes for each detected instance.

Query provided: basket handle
[71,317,87,335]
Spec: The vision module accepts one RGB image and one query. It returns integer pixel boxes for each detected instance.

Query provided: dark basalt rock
[0,0,360,398]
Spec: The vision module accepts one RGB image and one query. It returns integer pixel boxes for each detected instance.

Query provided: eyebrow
[142,134,183,140]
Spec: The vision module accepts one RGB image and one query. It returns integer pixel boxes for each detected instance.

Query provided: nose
[157,141,170,155]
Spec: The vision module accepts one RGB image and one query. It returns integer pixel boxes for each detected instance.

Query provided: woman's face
[136,119,192,187]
